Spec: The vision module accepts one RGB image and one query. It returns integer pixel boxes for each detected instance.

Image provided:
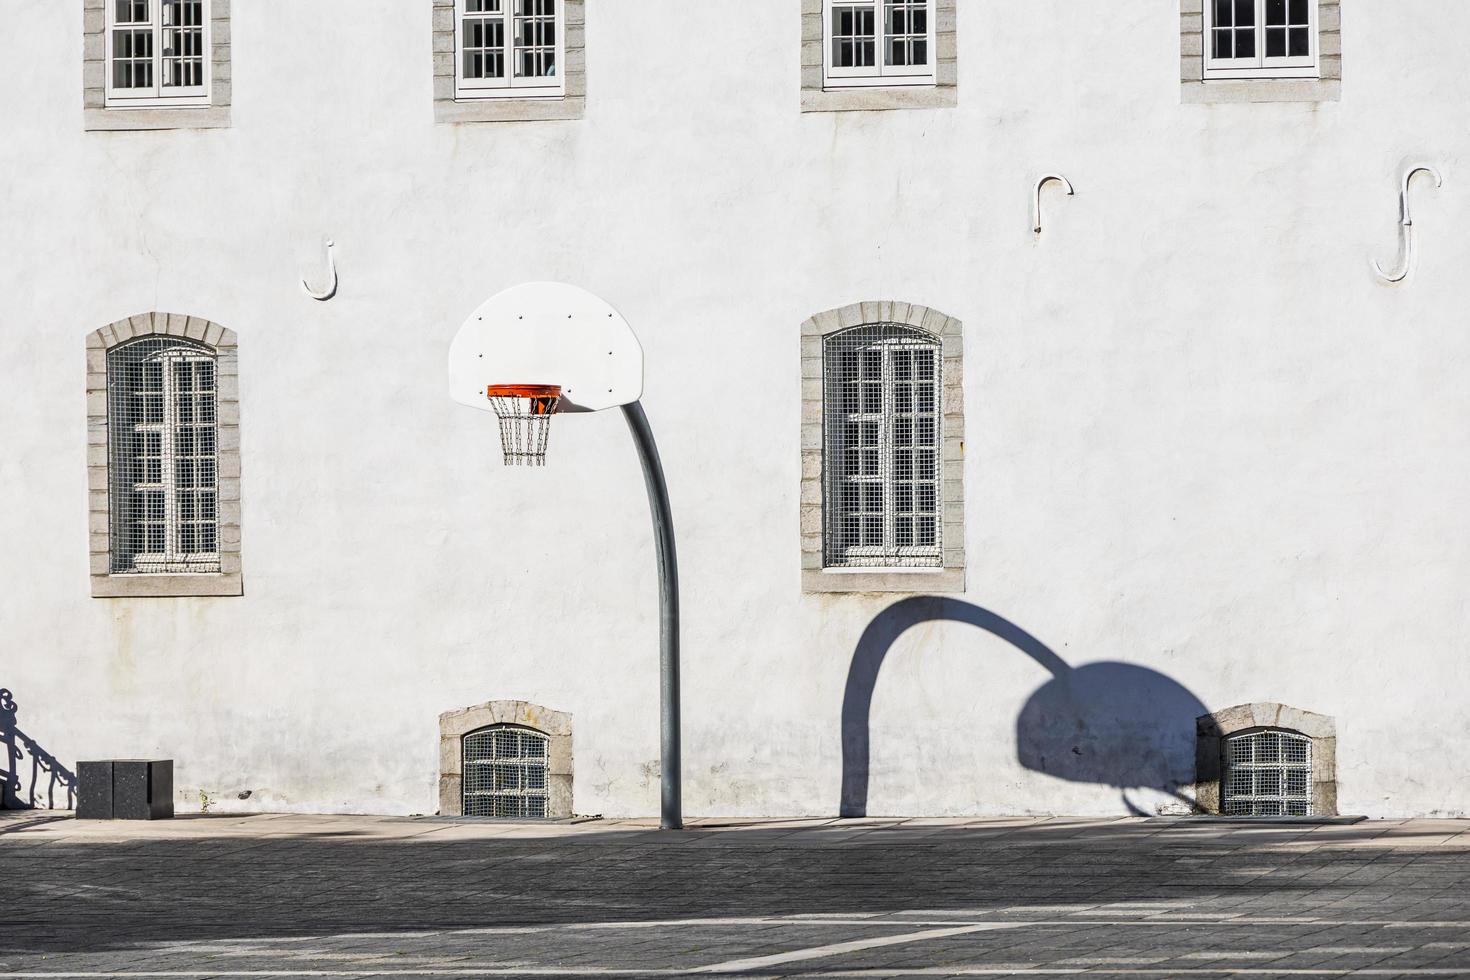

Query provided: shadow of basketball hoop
[838,597,1207,817]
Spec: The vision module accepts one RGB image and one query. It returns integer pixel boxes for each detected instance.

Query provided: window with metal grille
[1222,729,1313,816]
[455,0,565,99]
[105,0,210,107]
[106,337,219,575]
[824,1,935,88]
[1204,0,1318,79]
[823,324,942,569]
[463,725,549,818]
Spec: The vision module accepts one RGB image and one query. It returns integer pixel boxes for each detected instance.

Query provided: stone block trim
[83,0,233,131]
[1193,703,1338,816]
[800,0,958,113]
[432,0,586,124]
[438,700,573,818]
[801,301,965,594]
[86,313,243,598]
[1180,0,1341,104]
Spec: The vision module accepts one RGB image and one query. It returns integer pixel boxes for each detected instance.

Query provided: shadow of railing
[839,597,1208,817]
[1,688,76,811]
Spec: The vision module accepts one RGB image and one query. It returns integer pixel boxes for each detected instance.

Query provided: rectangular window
[107,339,220,574]
[823,326,942,569]
[105,0,210,107]
[1204,0,1318,79]
[455,0,565,100]
[824,1,935,89]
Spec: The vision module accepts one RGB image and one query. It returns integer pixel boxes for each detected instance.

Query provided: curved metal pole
[1033,173,1074,236]
[621,400,683,830]
[1373,166,1442,284]
[302,237,338,301]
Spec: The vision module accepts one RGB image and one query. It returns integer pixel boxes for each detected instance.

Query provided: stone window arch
[86,313,242,598]
[1194,703,1337,816]
[801,301,964,593]
[439,700,572,818]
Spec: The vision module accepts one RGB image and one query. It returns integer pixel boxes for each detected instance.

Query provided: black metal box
[76,760,173,820]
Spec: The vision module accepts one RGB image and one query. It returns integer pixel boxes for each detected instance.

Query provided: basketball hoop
[485,384,562,466]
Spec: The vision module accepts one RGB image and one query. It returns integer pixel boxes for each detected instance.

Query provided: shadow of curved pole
[839,597,1070,817]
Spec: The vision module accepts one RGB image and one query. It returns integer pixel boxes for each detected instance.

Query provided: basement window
[463,725,549,818]
[1222,728,1312,816]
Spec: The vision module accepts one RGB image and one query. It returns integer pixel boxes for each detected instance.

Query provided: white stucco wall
[2,2,1467,819]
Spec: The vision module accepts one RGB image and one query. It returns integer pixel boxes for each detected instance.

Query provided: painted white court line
[4,969,1470,978]
[688,923,1029,974]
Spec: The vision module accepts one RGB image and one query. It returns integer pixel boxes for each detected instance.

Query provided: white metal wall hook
[301,237,338,301]
[1373,166,1443,284]
[1033,173,1074,236]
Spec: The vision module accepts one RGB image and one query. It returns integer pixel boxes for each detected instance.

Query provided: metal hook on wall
[1033,173,1074,236]
[301,237,338,301]
[1372,166,1443,284]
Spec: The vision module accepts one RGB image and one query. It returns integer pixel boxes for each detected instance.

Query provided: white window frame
[1203,0,1319,80]
[824,329,943,570]
[118,346,220,574]
[454,0,566,101]
[823,0,937,90]
[104,0,212,108]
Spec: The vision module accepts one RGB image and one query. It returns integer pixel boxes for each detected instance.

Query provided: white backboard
[449,282,644,414]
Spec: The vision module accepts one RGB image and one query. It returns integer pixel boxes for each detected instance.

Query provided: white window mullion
[160,355,180,565]
[879,346,896,554]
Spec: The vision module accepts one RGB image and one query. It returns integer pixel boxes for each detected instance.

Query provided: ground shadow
[0,817,1444,957]
[840,597,1208,817]
[0,688,76,810]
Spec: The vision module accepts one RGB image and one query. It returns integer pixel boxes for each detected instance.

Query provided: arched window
[87,313,242,598]
[800,302,965,593]
[1222,728,1313,816]
[463,724,549,818]
[823,323,942,569]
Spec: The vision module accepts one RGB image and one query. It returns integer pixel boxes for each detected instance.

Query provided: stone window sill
[803,568,965,594]
[84,106,232,132]
[802,86,957,113]
[1181,78,1340,104]
[435,97,585,124]
[91,573,243,598]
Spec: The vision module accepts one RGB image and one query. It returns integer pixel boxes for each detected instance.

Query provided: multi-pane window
[105,0,210,106]
[463,725,549,818]
[1222,729,1313,816]
[106,338,219,575]
[455,0,565,99]
[824,1,936,88]
[1205,0,1318,78]
[823,324,941,569]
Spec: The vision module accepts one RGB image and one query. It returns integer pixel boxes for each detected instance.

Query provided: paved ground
[2,812,1469,978]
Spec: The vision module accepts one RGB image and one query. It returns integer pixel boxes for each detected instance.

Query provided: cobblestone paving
[2,812,1469,978]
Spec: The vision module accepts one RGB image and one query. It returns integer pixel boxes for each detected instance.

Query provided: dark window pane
[1266,27,1285,57]
[1266,0,1285,25]
[1236,28,1255,57]
[1214,0,1232,25]
[1234,0,1254,24]
[1289,27,1309,56]
[1212,28,1232,59]
[1289,0,1308,22]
